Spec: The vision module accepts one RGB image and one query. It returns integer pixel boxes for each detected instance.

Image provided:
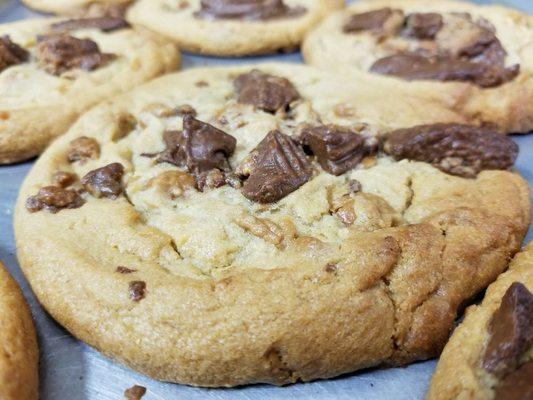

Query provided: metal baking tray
[0,0,531,398]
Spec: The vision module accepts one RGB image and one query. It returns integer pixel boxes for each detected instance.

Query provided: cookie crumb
[124,385,146,400]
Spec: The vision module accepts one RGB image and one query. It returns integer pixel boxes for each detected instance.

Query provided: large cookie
[126,0,344,56]
[15,64,530,387]
[22,0,131,16]
[302,0,533,134]
[0,17,179,164]
[0,262,39,400]
[427,242,533,400]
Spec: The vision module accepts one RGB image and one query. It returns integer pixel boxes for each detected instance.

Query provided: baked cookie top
[22,0,131,16]
[0,262,39,400]
[427,242,533,400]
[15,64,531,387]
[302,0,533,133]
[126,0,344,56]
[0,17,179,164]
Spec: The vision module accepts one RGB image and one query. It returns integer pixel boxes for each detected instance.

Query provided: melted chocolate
[383,123,518,178]
[195,0,305,20]
[51,17,129,33]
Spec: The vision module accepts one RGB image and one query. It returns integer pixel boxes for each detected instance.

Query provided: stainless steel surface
[0,0,531,398]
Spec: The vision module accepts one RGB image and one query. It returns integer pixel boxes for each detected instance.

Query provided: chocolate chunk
[195,0,305,21]
[51,17,129,33]
[403,13,443,39]
[371,13,520,88]
[26,186,85,213]
[0,36,29,72]
[239,130,312,203]
[302,124,377,176]
[383,123,518,178]
[343,8,402,33]
[494,361,533,400]
[124,385,147,400]
[36,34,114,76]
[128,281,146,302]
[81,163,125,199]
[157,115,236,174]
[68,136,100,163]
[234,70,300,113]
[370,52,518,88]
[116,266,136,274]
[52,171,77,188]
[482,282,533,376]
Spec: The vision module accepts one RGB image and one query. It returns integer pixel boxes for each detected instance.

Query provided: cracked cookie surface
[427,242,533,400]
[126,0,344,56]
[302,0,533,134]
[0,262,39,400]
[14,63,530,387]
[0,17,179,164]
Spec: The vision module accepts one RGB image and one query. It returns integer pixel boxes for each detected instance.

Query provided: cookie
[302,0,533,134]
[0,262,39,400]
[126,0,344,56]
[14,64,530,387]
[0,17,179,165]
[427,242,533,400]
[22,0,131,17]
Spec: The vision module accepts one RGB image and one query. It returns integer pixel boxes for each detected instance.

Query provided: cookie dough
[427,241,533,400]
[127,0,344,56]
[0,262,39,400]
[303,0,533,134]
[0,17,179,164]
[15,64,530,387]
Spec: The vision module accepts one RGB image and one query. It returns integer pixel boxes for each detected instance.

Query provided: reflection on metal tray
[0,0,531,399]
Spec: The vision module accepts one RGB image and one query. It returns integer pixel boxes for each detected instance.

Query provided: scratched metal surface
[0,0,531,399]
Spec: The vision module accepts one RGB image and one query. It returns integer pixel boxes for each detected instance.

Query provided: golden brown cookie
[15,64,530,387]
[303,0,533,134]
[427,241,533,400]
[0,17,179,164]
[0,262,39,400]
[126,0,345,56]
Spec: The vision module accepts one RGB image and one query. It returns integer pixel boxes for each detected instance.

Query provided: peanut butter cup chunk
[36,34,115,76]
[234,70,300,113]
[0,36,28,72]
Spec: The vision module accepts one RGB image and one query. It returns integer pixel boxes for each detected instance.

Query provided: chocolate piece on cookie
[37,34,115,75]
[239,130,312,203]
[482,283,533,376]
[81,163,125,199]
[26,186,85,213]
[234,70,300,113]
[302,124,376,176]
[156,115,236,175]
[383,123,518,177]
[0,36,28,72]
[195,0,305,21]
[51,17,130,32]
